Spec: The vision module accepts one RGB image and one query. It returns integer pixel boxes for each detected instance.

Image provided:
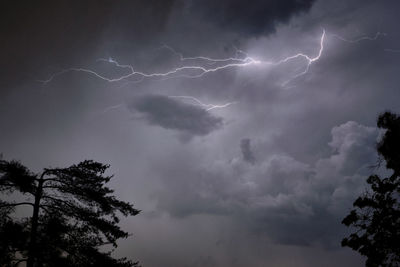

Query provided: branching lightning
[279,29,325,85]
[40,29,386,112]
[161,44,251,64]
[40,29,388,85]
[40,54,261,84]
[330,31,386,43]
[40,30,328,85]
[169,96,237,111]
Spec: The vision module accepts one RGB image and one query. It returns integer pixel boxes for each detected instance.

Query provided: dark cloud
[2,0,400,266]
[187,0,316,37]
[0,0,176,88]
[128,94,223,138]
[240,138,256,164]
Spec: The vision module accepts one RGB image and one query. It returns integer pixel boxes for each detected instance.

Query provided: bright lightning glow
[40,54,261,84]
[41,29,386,88]
[40,30,328,85]
[169,96,237,111]
[279,29,325,85]
[40,29,388,115]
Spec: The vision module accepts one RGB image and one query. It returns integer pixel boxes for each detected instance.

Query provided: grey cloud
[327,121,380,175]
[187,0,316,37]
[154,121,380,246]
[0,0,176,89]
[128,94,223,138]
[3,0,400,266]
[240,138,256,164]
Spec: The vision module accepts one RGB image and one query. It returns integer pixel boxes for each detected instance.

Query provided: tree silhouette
[0,159,140,267]
[342,111,400,266]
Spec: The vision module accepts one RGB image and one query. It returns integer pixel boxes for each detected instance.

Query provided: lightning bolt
[40,30,328,85]
[101,103,124,114]
[98,96,236,116]
[279,29,325,85]
[39,54,261,84]
[161,44,251,64]
[39,28,389,117]
[169,96,237,111]
[40,29,386,88]
[330,31,386,43]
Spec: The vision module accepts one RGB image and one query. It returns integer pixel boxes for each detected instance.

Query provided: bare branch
[0,202,34,208]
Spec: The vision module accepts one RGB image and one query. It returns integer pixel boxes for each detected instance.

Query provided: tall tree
[0,159,140,267]
[342,111,400,266]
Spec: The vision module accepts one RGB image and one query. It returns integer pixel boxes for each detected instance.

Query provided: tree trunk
[26,173,44,267]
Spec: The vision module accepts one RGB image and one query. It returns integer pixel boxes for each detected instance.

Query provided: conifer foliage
[0,159,140,267]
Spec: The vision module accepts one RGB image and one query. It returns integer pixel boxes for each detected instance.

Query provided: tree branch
[0,202,34,208]
[13,258,28,267]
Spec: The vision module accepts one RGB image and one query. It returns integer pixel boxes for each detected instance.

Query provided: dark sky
[1,0,400,266]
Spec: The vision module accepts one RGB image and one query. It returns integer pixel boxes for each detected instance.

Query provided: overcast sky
[1,0,400,266]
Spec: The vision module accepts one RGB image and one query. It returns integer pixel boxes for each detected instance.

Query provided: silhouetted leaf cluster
[342,111,400,266]
[0,159,140,266]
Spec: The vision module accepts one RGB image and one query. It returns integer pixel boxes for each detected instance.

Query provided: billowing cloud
[128,94,223,138]
[154,121,380,246]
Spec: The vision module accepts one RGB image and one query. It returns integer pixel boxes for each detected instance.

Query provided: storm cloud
[2,0,400,266]
[0,0,177,89]
[154,121,381,246]
[240,138,256,164]
[128,94,223,138]
[187,0,316,37]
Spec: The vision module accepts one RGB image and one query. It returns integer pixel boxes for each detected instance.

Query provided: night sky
[1,0,400,266]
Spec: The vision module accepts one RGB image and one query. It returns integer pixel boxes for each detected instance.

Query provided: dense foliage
[342,112,400,266]
[0,159,140,267]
